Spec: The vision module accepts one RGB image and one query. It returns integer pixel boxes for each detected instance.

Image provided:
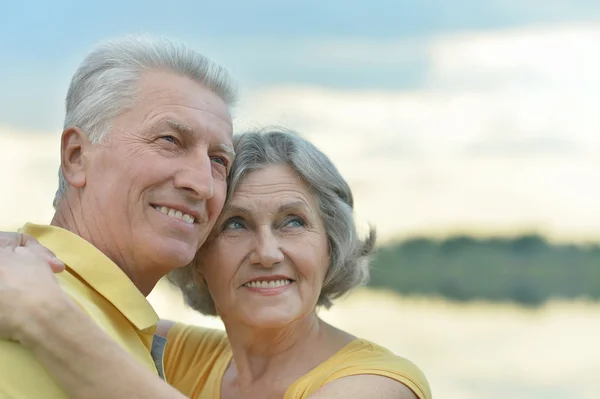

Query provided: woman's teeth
[244,279,291,289]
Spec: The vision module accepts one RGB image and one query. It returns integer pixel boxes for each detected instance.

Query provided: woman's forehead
[235,165,309,196]
[225,193,314,215]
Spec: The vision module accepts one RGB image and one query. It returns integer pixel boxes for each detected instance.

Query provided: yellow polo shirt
[0,223,160,398]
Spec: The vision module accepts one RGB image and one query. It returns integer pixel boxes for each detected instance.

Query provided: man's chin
[142,241,198,270]
[164,249,196,268]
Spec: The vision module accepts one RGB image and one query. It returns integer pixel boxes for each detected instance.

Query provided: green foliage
[368,234,600,305]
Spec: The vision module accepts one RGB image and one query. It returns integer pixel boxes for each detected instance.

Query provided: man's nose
[173,152,214,199]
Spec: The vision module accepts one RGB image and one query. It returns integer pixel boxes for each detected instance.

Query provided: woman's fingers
[0,232,65,273]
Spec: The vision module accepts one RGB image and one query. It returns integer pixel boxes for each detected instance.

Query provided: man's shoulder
[55,269,100,311]
[55,270,145,337]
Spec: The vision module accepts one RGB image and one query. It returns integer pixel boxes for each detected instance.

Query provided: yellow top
[165,323,432,399]
[0,223,160,398]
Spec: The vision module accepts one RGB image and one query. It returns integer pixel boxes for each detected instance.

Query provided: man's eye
[160,136,177,144]
[211,156,228,166]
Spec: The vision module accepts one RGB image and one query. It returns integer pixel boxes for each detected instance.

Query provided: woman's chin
[237,307,305,329]
[243,315,294,329]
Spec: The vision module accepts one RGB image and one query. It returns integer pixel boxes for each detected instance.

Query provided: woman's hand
[0,232,65,273]
[0,231,66,343]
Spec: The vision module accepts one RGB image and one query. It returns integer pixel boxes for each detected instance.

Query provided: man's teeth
[244,279,291,289]
[155,206,195,224]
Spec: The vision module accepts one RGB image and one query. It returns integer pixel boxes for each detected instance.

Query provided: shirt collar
[20,223,159,331]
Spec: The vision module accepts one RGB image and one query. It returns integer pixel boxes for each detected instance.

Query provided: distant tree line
[367,234,600,305]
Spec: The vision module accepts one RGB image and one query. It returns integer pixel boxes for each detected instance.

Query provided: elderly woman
[0,129,431,399]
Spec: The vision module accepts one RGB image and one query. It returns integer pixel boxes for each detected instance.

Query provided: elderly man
[0,36,236,398]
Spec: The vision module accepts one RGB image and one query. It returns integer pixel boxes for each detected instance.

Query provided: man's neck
[51,197,159,296]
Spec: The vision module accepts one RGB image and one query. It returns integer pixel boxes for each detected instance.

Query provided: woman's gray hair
[53,35,237,207]
[168,128,376,315]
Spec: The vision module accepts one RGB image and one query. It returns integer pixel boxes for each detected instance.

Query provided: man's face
[81,70,233,285]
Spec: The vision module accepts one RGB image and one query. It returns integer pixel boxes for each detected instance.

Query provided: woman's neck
[221,313,352,398]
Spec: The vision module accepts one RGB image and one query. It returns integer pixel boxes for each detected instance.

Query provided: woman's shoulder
[163,322,230,388]
[344,339,428,376]
[166,322,229,356]
[292,338,432,399]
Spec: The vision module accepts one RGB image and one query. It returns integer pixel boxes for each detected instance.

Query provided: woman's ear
[60,127,91,189]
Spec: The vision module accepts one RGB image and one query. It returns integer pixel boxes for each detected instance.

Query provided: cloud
[464,137,578,157]
[2,24,599,243]
[235,24,600,145]
[0,127,60,230]
[231,25,600,242]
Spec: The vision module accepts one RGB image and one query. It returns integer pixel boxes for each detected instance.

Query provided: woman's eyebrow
[277,201,309,213]
[222,204,252,216]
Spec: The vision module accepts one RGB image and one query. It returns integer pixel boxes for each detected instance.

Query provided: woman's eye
[285,217,305,228]
[223,217,245,230]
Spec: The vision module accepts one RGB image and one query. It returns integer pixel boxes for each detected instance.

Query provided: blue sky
[1,0,599,130]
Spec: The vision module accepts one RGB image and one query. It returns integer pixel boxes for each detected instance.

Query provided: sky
[1,0,600,242]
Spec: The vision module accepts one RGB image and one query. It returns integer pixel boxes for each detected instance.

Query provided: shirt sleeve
[321,341,432,399]
[163,322,229,393]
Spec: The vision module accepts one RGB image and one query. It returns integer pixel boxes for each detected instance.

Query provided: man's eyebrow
[165,119,193,135]
[165,119,235,158]
[215,143,235,158]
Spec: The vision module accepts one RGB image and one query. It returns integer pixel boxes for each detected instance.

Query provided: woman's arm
[308,375,419,399]
[0,244,186,399]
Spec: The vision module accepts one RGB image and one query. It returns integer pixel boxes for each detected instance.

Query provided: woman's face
[198,163,330,328]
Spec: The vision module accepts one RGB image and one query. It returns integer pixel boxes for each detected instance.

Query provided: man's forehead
[137,70,233,128]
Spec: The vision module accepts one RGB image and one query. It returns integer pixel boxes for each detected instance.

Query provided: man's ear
[60,127,90,189]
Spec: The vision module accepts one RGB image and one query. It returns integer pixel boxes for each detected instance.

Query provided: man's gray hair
[53,35,237,207]
[168,128,376,315]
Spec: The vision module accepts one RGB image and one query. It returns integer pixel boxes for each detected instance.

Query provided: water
[148,284,600,399]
